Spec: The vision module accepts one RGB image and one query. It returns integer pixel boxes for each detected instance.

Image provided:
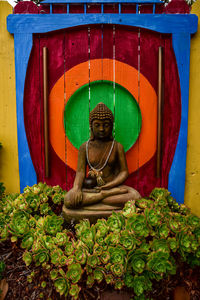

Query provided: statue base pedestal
[62,203,121,223]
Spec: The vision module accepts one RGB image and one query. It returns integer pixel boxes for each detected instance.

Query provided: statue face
[92,119,113,140]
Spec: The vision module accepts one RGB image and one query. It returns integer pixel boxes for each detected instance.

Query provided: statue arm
[73,143,87,191]
[101,143,129,190]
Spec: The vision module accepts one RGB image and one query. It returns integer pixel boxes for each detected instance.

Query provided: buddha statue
[63,102,141,220]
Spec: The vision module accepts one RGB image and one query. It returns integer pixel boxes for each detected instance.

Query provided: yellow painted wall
[185,2,200,216]
[0,1,20,193]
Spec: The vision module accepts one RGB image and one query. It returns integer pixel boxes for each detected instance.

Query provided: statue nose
[99,125,104,131]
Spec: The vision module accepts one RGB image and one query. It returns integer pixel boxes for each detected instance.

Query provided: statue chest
[87,142,117,170]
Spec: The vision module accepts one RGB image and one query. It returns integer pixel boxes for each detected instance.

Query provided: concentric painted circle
[49,58,157,173]
[64,80,142,152]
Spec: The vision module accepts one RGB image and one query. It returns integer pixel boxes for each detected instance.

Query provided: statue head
[89,102,114,140]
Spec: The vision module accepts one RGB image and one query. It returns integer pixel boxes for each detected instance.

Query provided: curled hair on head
[89,102,114,140]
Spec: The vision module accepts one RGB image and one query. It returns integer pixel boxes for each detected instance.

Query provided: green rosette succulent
[124,272,135,288]
[94,267,104,283]
[59,255,68,266]
[25,193,41,211]
[150,188,170,202]
[129,250,147,274]
[151,239,170,253]
[43,235,56,250]
[109,245,126,264]
[34,248,49,266]
[93,243,103,256]
[52,185,63,194]
[144,209,161,227]
[147,251,176,275]
[157,223,170,238]
[21,230,35,250]
[75,219,91,237]
[135,198,154,209]
[169,218,181,233]
[122,201,137,218]
[51,248,63,265]
[96,236,105,246]
[107,212,125,232]
[79,229,94,249]
[86,273,94,287]
[100,251,110,264]
[126,214,149,237]
[74,247,87,265]
[139,241,150,252]
[114,278,124,290]
[23,251,32,266]
[167,237,178,252]
[69,284,81,300]
[0,215,9,241]
[29,217,37,228]
[54,277,68,296]
[177,231,194,253]
[87,254,99,268]
[52,193,63,205]
[194,226,200,241]
[66,263,82,283]
[179,204,190,215]
[187,214,200,227]
[132,274,152,297]
[110,263,124,277]
[54,232,68,246]
[40,203,52,215]
[9,210,30,237]
[50,269,58,280]
[105,232,120,245]
[65,241,75,256]
[120,230,138,250]
[95,219,109,238]
[44,215,63,236]
[105,273,114,285]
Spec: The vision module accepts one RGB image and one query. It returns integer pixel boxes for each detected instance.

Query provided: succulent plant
[66,263,82,283]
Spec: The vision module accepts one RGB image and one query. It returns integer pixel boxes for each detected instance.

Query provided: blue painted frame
[7,2,198,203]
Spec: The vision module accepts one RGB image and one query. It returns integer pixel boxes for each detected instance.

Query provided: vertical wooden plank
[185,2,200,217]
[14,33,37,192]
[0,2,20,193]
[156,46,163,178]
[168,33,191,204]
[43,47,49,178]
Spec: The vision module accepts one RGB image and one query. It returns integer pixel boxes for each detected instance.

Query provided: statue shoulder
[79,142,87,153]
[115,141,125,152]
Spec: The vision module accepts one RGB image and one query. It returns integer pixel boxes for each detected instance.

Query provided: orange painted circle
[49,59,157,173]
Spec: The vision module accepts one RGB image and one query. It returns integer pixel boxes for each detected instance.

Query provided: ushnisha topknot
[89,102,114,128]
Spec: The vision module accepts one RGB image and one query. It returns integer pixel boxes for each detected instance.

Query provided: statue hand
[100,183,112,190]
[65,189,83,208]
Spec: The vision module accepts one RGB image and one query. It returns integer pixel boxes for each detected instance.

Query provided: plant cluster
[0,184,200,299]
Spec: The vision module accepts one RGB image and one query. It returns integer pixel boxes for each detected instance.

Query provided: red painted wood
[164,0,190,14]
[24,25,181,195]
[14,1,39,14]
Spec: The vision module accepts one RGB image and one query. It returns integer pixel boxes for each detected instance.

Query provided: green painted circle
[64,80,142,152]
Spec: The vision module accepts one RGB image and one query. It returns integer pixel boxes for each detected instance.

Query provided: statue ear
[90,128,94,140]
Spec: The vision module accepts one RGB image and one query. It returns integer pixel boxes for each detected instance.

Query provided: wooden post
[43,47,49,178]
[157,46,163,178]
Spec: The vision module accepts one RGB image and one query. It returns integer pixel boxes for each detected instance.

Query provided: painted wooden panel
[14,34,37,191]
[0,2,20,194]
[7,14,198,34]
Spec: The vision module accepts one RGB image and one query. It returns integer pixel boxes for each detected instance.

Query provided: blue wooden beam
[7,14,198,34]
[14,34,37,192]
[168,33,191,204]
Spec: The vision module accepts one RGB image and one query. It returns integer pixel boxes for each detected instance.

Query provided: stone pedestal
[62,203,121,223]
